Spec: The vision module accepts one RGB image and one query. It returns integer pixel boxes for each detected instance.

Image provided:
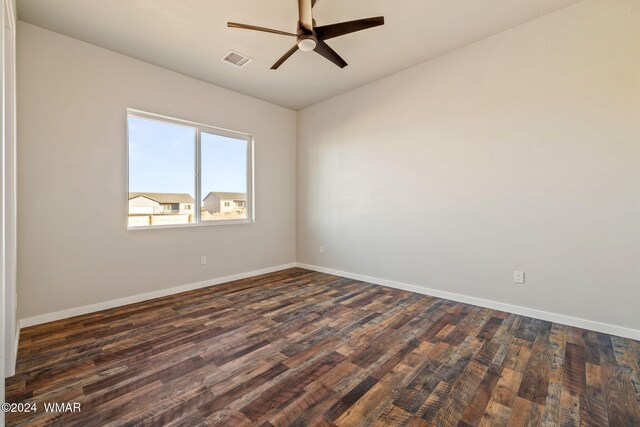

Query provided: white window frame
[127,109,255,230]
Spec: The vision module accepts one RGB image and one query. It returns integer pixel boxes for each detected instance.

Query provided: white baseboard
[296,263,640,342]
[19,263,297,328]
[17,261,640,342]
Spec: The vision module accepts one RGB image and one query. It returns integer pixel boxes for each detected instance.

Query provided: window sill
[127,218,253,231]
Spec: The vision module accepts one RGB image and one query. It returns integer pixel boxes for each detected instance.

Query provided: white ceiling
[18,0,581,110]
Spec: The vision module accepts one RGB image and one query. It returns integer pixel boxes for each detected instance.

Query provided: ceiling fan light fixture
[298,38,317,52]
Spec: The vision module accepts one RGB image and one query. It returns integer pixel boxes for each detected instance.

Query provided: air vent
[221,51,252,68]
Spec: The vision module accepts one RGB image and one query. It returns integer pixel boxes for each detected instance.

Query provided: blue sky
[128,116,247,198]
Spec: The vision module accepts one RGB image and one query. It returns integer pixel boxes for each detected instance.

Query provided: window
[127,110,253,229]
[201,132,248,222]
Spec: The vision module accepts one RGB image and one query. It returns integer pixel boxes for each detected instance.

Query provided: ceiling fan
[228,0,384,69]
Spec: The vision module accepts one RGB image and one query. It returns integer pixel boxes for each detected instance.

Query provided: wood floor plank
[478,400,512,427]
[460,365,501,425]
[492,367,524,408]
[506,396,543,427]
[4,268,639,426]
[517,339,553,405]
[582,362,609,426]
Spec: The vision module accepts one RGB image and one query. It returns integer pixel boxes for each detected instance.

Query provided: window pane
[128,116,196,227]
[201,132,248,221]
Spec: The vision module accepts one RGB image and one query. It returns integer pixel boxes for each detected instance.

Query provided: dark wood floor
[5,268,640,426]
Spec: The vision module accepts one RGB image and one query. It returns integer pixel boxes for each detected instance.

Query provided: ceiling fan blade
[315,16,385,40]
[271,45,300,69]
[228,22,296,37]
[314,40,348,68]
[298,0,313,32]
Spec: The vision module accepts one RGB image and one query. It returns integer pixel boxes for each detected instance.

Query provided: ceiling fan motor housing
[297,33,318,51]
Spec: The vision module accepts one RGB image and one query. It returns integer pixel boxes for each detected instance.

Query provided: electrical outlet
[319,246,324,254]
[513,271,525,284]
[200,256,207,265]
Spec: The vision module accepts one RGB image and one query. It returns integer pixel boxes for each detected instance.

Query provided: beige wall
[297,1,640,330]
[17,1,640,333]
[17,22,296,319]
